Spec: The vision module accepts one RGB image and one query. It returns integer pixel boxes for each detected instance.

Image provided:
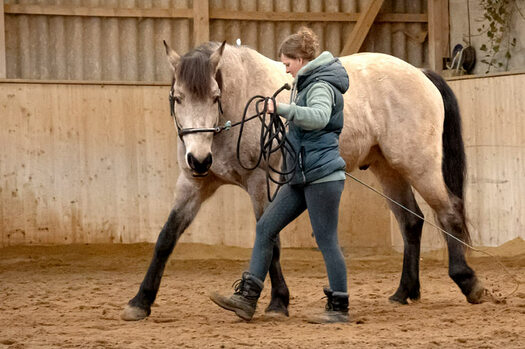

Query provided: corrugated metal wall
[4,0,429,82]
[5,0,193,81]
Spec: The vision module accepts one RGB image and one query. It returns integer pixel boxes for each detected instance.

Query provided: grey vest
[285,58,349,185]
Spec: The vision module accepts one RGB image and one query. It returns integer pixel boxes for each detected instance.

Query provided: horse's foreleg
[371,161,423,304]
[121,176,216,320]
[247,172,290,316]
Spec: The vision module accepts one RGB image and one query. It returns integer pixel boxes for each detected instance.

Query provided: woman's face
[281,54,307,78]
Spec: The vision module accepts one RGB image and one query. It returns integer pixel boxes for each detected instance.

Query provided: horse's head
[164,41,226,177]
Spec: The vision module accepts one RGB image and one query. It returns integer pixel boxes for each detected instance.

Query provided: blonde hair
[278,27,320,61]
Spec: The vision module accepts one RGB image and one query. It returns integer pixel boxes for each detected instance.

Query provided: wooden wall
[2,0,437,81]
[1,72,524,249]
[0,80,390,249]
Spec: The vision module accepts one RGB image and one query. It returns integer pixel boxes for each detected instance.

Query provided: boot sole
[209,293,253,321]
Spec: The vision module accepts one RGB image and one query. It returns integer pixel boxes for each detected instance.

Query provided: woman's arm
[276,82,334,130]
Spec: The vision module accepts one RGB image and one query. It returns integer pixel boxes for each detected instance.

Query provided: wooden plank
[340,0,385,56]
[192,0,209,47]
[4,4,427,23]
[0,3,6,78]
[210,9,360,22]
[449,74,525,247]
[4,4,193,19]
[209,10,425,23]
[428,0,448,73]
[441,0,450,57]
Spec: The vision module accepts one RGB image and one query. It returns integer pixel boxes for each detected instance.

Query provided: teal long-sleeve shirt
[276,81,334,131]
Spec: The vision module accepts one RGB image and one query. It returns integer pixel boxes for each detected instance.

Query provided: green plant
[477,0,522,73]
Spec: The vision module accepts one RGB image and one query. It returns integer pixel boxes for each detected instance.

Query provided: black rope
[236,84,297,202]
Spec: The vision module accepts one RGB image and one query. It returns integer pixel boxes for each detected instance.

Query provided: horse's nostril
[187,152,213,174]
[203,153,212,167]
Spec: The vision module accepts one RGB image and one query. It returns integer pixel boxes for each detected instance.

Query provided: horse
[121,41,486,321]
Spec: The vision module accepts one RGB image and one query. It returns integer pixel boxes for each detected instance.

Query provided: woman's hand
[267,100,275,114]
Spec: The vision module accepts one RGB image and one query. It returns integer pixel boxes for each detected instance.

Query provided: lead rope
[236,84,297,202]
[345,171,520,300]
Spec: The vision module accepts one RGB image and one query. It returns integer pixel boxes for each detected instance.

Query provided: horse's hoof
[265,303,289,317]
[466,281,486,304]
[121,304,149,321]
[388,294,409,305]
[264,309,289,319]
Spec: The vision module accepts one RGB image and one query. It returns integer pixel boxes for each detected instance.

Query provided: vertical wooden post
[428,0,449,73]
[0,3,6,78]
[192,0,209,47]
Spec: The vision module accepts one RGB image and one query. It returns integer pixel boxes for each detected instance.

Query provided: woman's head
[278,27,320,77]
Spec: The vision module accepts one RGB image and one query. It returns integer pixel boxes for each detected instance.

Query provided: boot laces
[232,278,245,295]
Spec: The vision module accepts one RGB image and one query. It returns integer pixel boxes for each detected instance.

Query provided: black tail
[423,69,466,201]
[423,69,470,244]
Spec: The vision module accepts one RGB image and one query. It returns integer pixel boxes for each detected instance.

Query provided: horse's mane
[177,42,222,101]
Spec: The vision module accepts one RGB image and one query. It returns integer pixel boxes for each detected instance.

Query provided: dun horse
[121,42,485,321]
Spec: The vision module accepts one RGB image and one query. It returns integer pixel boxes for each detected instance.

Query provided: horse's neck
[220,47,290,122]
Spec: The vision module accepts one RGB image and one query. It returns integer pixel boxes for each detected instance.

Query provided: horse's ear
[209,41,226,73]
[163,40,180,72]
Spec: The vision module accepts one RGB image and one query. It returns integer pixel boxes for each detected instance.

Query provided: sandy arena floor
[0,240,524,348]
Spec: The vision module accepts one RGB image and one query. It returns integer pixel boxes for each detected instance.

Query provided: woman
[210,27,349,323]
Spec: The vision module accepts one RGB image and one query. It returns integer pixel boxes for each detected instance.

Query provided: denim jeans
[248,180,347,292]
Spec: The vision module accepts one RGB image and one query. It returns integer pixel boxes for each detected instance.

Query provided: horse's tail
[423,69,470,243]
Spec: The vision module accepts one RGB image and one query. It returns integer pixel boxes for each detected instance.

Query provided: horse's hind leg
[435,196,484,303]
[370,161,424,304]
[121,175,220,320]
[409,170,485,304]
[246,172,289,316]
[265,238,290,315]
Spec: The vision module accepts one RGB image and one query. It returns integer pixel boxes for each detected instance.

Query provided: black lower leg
[441,204,484,303]
[390,220,423,304]
[447,237,483,302]
[390,203,424,304]
[128,209,183,314]
[265,239,290,315]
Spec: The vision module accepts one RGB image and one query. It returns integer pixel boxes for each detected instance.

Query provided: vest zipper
[299,146,306,184]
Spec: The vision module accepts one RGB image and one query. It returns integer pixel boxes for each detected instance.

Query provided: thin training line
[345,171,520,299]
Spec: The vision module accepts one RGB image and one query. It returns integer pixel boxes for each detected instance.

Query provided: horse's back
[338,52,445,173]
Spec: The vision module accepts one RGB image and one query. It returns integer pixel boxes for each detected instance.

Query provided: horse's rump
[339,53,445,177]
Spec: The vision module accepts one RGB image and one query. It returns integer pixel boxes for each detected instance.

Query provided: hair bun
[278,26,320,61]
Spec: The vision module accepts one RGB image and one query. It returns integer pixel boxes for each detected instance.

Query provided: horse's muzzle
[187,152,212,177]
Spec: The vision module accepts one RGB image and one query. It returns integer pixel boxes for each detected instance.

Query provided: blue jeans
[248,180,347,292]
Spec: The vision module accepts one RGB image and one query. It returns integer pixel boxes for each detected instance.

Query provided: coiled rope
[235,84,298,201]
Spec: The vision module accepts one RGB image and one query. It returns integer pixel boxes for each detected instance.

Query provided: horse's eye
[213,96,220,104]
[174,96,182,104]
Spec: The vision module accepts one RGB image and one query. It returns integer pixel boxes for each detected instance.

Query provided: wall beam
[0,3,6,78]
[192,0,209,47]
[340,0,384,56]
[428,0,449,73]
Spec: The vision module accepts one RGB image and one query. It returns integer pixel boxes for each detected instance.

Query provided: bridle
[168,82,295,201]
[169,84,230,142]
[168,82,291,139]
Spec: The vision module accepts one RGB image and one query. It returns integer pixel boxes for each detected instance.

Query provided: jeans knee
[256,222,278,245]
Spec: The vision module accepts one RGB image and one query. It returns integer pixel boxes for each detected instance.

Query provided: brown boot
[308,288,349,324]
[210,272,264,321]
